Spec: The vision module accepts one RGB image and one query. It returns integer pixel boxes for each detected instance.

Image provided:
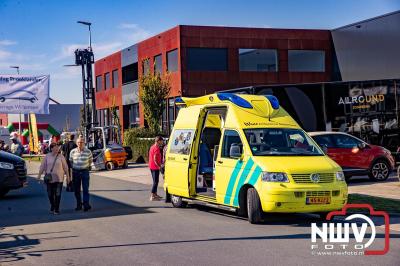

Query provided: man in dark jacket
[62,134,77,174]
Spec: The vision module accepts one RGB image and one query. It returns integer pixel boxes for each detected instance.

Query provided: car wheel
[368,160,390,181]
[247,188,263,224]
[122,160,129,169]
[0,188,10,198]
[171,195,187,208]
[0,97,5,102]
[105,161,115,171]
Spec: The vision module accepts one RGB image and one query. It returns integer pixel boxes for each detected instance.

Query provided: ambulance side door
[215,129,245,205]
[165,107,206,198]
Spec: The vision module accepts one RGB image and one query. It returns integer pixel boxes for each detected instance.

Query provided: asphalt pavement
[1,171,399,265]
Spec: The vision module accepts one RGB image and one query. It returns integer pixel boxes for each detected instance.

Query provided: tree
[139,64,171,133]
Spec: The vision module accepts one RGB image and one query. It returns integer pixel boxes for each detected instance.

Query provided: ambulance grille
[306,191,331,197]
[291,173,334,183]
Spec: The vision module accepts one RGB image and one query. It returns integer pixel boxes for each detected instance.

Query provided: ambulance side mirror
[230,144,243,160]
[321,144,328,155]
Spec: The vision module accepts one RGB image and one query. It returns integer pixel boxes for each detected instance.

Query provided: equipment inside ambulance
[164,93,348,224]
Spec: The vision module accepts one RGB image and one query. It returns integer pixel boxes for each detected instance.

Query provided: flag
[29,113,39,154]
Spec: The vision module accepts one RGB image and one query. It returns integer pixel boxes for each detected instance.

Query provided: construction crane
[74,47,96,142]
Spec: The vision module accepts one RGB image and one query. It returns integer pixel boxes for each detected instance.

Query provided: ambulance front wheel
[247,188,263,224]
[171,195,187,208]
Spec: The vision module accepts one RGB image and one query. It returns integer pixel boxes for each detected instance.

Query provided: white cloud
[52,66,81,80]
[0,40,17,46]
[0,47,46,72]
[0,49,12,60]
[118,23,152,44]
[52,23,151,63]
[118,23,139,29]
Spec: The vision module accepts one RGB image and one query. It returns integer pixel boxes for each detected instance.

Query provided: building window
[288,50,325,72]
[186,48,228,71]
[105,72,111,90]
[162,100,167,132]
[167,49,178,72]
[154,54,162,74]
[122,63,138,84]
[112,69,119,88]
[221,130,243,158]
[104,109,109,126]
[239,49,278,72]
[96,75,102,91]
[131,103,139,127]
[168,98,175,132]
[175,104,182,118]
[143,59,150,75]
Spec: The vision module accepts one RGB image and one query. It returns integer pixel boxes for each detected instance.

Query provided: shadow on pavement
[0,178,155,228]
[1,230,398,263]
[0,227,81,263]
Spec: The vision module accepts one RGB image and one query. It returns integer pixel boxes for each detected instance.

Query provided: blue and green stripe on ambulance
[223,158,263,207]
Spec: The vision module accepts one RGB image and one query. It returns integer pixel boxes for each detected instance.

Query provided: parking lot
[0,162,399,265]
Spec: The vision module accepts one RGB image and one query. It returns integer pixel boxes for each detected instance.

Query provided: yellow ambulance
[164,93,347,223]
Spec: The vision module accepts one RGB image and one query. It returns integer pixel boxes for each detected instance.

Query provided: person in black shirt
[62,134,77,176]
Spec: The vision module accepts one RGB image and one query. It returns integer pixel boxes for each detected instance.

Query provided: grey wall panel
[121,44,138,67]
[332,11,400,81]
[23,104,82,139]
[122,81,139,105]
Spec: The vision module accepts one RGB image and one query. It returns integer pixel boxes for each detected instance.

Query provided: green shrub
[123,128,166,162]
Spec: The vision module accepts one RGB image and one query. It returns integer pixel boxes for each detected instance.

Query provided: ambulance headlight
[261,172,289,182]
[336,171,345,181]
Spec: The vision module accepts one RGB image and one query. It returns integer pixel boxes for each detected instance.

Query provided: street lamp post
[76,20,96,142]
[10,66,20,74]
[77,21,92,51]
[10,66,21,134]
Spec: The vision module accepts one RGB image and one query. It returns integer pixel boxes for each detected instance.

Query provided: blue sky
[0,0,399,103]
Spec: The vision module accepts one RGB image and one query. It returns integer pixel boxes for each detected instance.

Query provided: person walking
[160,139,168,179]
[10,133,24,157]
[148,136,163,201]
[37,142,70,214]
[0,140,5,151]
[62,134,77,177]
[69,136,93,211]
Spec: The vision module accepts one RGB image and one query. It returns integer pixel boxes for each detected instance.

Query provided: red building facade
[95,25,333,135]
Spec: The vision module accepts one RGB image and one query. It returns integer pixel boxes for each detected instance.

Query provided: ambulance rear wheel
[106,162,115,171]
[171,195,187,208]
[247,188,263,224]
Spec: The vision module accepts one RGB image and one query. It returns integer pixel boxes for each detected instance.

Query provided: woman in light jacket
[38,142,70,214]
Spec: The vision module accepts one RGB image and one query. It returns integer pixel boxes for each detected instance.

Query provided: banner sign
[0,75,50,114]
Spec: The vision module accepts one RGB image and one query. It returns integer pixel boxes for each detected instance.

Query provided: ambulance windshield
[244,128,324,156]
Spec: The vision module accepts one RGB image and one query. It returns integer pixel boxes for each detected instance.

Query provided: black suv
[0,151,27,197]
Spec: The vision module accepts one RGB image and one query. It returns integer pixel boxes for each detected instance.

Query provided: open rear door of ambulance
[165,105,206,198]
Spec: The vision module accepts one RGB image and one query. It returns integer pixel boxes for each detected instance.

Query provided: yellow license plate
[306,196,331,205]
